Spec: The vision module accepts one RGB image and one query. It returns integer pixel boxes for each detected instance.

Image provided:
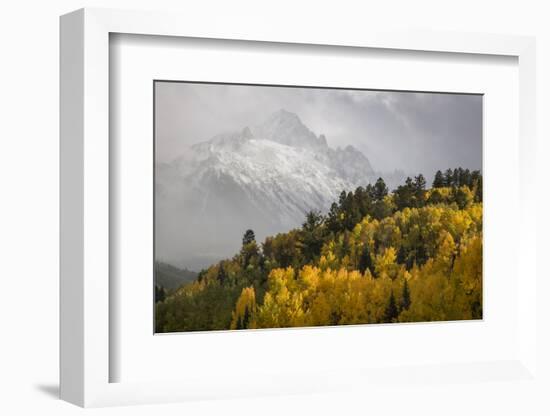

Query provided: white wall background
[0,1,548,415]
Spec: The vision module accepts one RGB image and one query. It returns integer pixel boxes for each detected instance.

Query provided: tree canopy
[155,168,483,332]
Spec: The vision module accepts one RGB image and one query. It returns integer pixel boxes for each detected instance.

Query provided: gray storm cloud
[155,81,482,177]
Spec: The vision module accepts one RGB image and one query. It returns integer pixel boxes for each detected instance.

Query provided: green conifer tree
[400,279,411,311]
[358,246,373,275]
[433,170,445,188]
[242,229,256,245]
[384,291,399,322]
[444,168,454,187]
[373,178,388,201]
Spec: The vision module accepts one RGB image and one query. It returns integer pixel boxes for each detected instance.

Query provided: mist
[155,82,482,174]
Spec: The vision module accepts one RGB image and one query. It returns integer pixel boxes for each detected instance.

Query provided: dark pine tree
[338,190,348,206]
[444,168,454,187]
[414,174,427,191]
[358,246,373,275]
[453,186,469,209]
[384,291,399,322]
[342,191,361,231]
[373,178,388,201]
[154,285,166,303]
[196,269,206,283]
[400,279,411,311]
[432,170,445,188]
[365,183,375,200]
[354,186,373,219]
[460,168,472,187]
[303,210,324,232]
[242,229,256,246]
[452,168,460,187]
[414,241,428,266]
[242,305,250,329]
[397,245,413,269]
[301,210,326,262]
[217,262,227,284]
[473,174,483,202]
[413,174,427,207]
[471,170,481,189]
[456,167,465,186]
[326,202,342,234]
[241,230,259,268]
[394,177,414,210]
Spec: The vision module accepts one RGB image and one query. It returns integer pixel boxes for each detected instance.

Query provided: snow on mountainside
[155,109,376,271]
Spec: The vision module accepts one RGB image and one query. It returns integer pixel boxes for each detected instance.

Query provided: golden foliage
[156,184,483,333]
[230,287,257,329]
[253,203,483,328]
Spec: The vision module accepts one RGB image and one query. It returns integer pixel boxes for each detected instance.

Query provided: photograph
[154,81,483,333]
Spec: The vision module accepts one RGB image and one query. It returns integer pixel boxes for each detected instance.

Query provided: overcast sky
[155,82,482,176]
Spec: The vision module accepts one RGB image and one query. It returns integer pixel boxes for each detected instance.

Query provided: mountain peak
[270,108,301,122]
[261,109,306,133]
[159,111,377,268]
[253,109,326,150]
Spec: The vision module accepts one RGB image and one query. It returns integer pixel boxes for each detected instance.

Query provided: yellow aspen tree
[230,287,257,330]
[374,247,399,279]
[453,234,483,318]
[433,230,457,273]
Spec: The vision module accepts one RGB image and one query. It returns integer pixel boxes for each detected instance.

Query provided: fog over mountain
[156,109,379,270]
[155,83,482,271]
[155,83,482,174]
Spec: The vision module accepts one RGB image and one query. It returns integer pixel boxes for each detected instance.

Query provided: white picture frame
[60,7,538,408]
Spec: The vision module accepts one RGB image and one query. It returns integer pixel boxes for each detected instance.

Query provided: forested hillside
[155,168,483,332]
[155,262,198,290]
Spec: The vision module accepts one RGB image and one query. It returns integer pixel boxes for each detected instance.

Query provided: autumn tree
[427,189,443,204]
[375,247,399,279]
[453,186,473,209]
[372,195,395,220]
[231,287,257,329]
[156,168,483,333]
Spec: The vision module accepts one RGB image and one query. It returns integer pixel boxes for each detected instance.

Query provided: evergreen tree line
[155,168,483,332]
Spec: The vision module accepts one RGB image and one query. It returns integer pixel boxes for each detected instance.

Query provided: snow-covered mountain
[156,109,376,270]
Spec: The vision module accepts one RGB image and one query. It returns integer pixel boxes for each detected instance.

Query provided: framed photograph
[153,80,483,334]
[60,8,538,408]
